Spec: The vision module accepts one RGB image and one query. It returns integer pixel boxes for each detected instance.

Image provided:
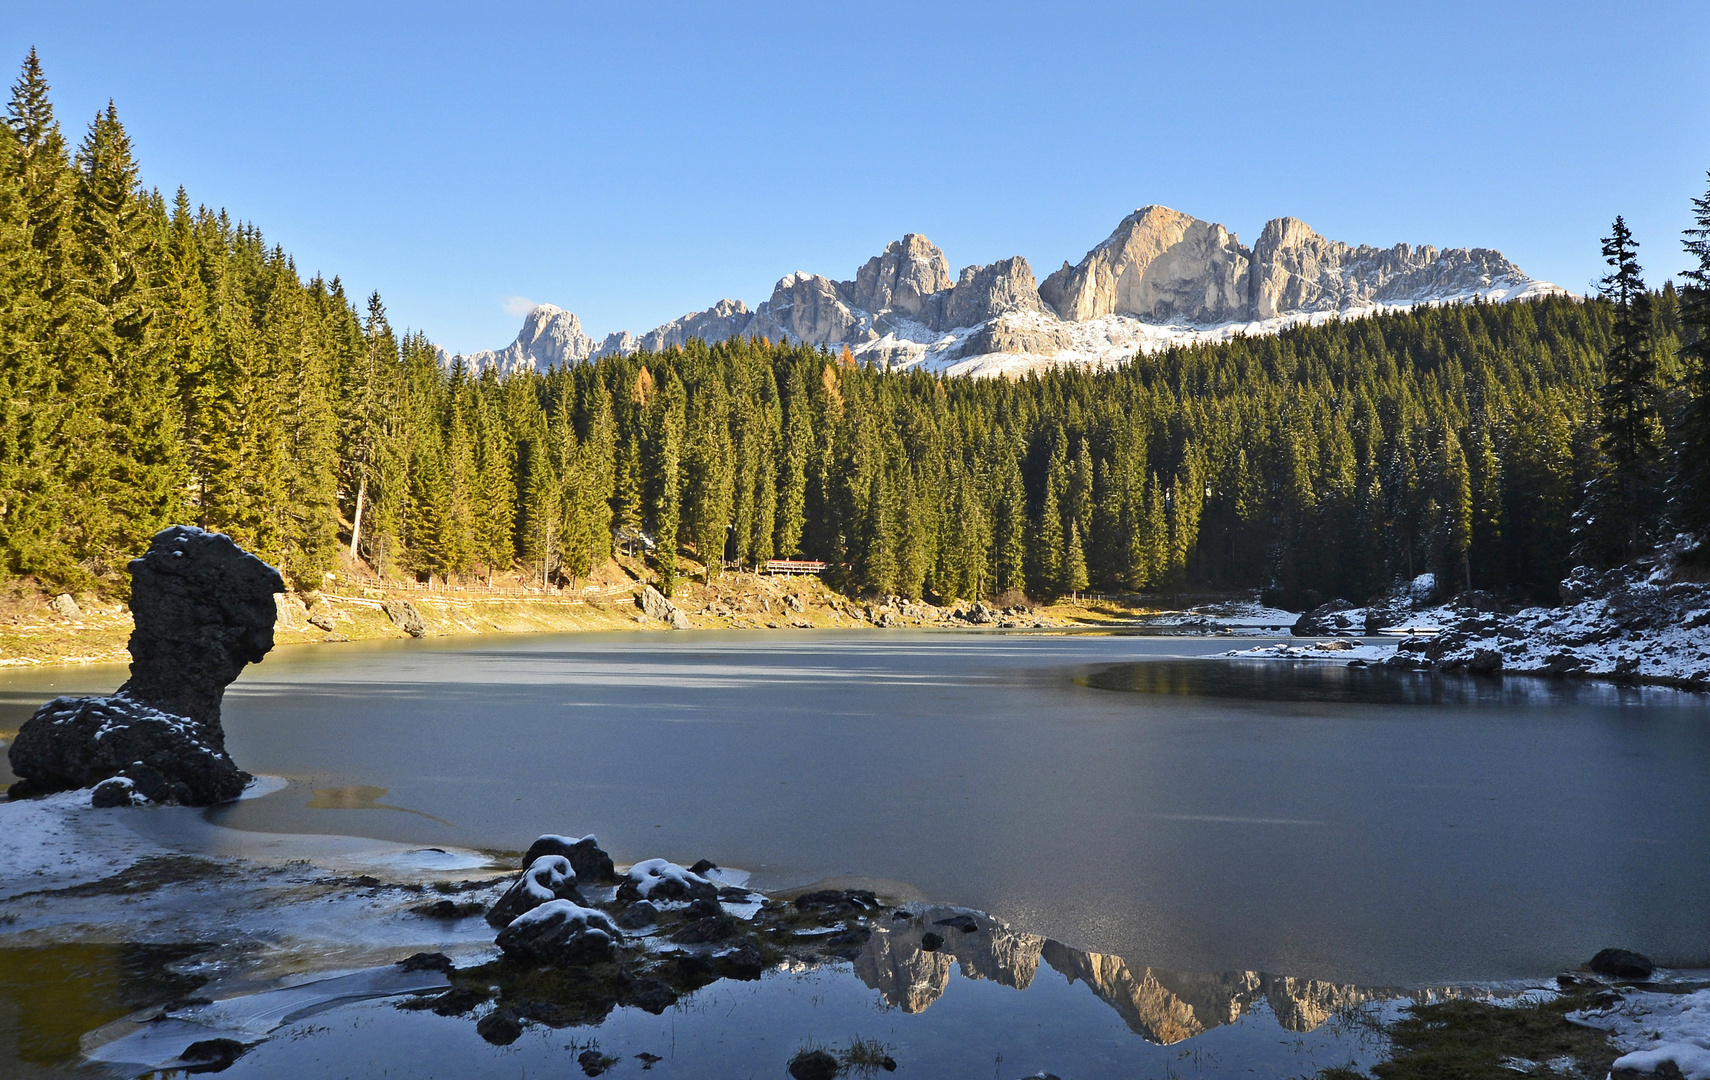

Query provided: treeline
[3,52,1708,607]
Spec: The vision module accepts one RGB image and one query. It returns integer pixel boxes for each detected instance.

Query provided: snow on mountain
[452,207,1567,378]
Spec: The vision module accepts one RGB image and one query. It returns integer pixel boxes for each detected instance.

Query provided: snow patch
[1570,988,1710,1080]
[624,857,713,899]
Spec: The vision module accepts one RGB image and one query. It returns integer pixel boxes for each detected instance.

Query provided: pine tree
[1677,172,1710,537]
[650,370,685,594]
[1064,520,1089,595]
[1,50,87,585]
[775,367,810,556]
[1577,217,1661,565]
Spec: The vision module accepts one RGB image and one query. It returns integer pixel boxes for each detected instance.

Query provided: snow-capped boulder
[521,833,617,882]
[617,858,717,903]
[11,697,250,805]
[495,900,623,966]
[486,855,584,929]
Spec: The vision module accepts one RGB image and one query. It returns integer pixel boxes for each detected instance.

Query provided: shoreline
[2,779,1703,1079]
[0,567,1268,670]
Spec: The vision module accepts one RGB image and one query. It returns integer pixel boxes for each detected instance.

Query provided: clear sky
[6,1,1708,355]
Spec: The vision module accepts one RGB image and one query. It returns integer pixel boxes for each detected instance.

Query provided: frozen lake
[7,629,1704,987]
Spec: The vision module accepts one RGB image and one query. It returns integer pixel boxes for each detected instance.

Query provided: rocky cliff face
[847,233,953,318]
[633,298,752,353]
[1039,206,1251,324]
[464,303,598,375]
[1248,216,1530,319]
[458,206,1560,377]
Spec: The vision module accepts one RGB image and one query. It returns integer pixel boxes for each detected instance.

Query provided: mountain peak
[459,207,1561,377]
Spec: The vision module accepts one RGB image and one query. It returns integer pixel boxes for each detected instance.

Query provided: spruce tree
[1677,172,1710,537]
[1577,216,1661,565]
[1064,520,1089,595]
[2,50,85,585]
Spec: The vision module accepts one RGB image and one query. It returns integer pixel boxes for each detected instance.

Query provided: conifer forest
[4,51,1709,608]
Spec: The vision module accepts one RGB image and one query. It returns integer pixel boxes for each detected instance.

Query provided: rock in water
[787,1050,840,1080]
[7,526,283,805]
[521,833,618,882]
[494,900,622,966]
[1589,948,1655,980]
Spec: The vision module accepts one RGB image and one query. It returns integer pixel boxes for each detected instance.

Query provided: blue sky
[7,1,1708,354]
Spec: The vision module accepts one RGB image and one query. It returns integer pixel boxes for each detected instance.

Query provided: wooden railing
[319,579,636,603]
[764,559,828,575]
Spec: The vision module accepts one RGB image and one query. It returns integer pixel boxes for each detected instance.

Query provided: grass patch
[1313,986,1620,1080]
[838,1036,898,1075]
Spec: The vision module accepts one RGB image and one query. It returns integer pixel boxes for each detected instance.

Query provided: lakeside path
[1,566,1280,669]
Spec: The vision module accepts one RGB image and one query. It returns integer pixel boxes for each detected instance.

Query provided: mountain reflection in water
[1085,658,1698,707]
[857,906,1442,1046]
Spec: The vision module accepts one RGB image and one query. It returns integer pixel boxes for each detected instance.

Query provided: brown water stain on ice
[307,786,455,827]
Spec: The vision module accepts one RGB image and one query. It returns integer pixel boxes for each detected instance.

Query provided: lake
[7,629,1704,988]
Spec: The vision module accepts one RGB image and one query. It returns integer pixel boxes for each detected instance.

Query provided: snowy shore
[1213,552,1710,690]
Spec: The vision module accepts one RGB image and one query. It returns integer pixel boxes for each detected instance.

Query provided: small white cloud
[502,296,539,317]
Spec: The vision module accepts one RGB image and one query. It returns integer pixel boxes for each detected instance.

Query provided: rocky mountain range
[458,206,1563,378]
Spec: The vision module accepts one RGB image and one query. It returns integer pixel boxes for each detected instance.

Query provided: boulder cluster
[1384,560,1710,684]
[7,526,282,805]
[413,832,937,1047]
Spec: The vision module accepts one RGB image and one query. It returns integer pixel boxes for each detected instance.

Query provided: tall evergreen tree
[1577,216,1661,564]
[1677,172,1710,538]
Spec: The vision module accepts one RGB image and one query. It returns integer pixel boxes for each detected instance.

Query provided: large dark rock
[119,526,284,728]
[494,900,623,966]
[12,698,248,804]
[787,1049,840,1080]
[486,855,584,929]
[1589,948,1655,980]
[521,834,617,883]
[1292,599,1362,637]
[7,526,282,805]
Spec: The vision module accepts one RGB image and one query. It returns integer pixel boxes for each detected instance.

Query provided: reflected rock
[854,906,1044,1012]
[1041,943,1222,1044]
[1039,944,1393,1044]
[851,907,1400,1046]
[1261,974,1381,1032]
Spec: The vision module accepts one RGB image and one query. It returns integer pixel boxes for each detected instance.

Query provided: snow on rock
[619,858,717,903]
[485,854,582,928]
[1219,641,1396,664]
[521,833,617,882]
[1389,551,1710,686]
[1570,988,1710,1080]
[7,526,283,806]
[495,898,623,965]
